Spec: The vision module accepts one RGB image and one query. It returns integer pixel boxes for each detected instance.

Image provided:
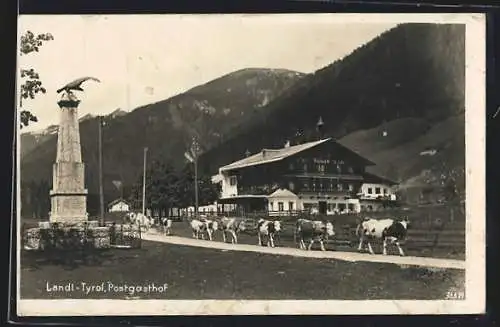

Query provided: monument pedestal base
[48,215,88,224]
[49,191,88,224]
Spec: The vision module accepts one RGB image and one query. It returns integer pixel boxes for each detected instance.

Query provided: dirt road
[143,232,465,270]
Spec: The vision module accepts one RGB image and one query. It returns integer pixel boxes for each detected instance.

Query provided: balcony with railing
[237,184,277,196]
[357,192,397,201]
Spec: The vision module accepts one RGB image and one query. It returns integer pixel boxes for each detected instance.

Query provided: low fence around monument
[21,222,142,251]
[106,222,142,249]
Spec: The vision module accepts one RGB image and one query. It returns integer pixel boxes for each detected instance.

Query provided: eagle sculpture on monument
[56,76,101,94]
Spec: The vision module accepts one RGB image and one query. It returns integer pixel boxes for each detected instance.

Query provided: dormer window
[230,176,237,186]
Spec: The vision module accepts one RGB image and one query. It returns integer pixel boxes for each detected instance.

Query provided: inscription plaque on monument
[56,196,86,215]
[67,198,81,210]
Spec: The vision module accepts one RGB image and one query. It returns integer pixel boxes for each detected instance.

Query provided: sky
[17,14,402,132]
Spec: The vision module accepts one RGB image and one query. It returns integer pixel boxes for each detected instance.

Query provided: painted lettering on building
[313,158,344,165]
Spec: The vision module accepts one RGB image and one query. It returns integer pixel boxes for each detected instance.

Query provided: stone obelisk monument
[49,91,88,223]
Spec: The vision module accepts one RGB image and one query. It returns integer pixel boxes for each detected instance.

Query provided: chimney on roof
[262,149,267,158]
[245,149,251,157]
[294,129,304,145]
[284,140,290,148]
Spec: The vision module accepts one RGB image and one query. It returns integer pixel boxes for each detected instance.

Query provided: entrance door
[318,201,327,215]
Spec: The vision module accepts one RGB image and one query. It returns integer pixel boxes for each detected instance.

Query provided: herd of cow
[152,215,412,256]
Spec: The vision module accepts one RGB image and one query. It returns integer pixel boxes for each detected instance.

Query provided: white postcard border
[16,13,486,316]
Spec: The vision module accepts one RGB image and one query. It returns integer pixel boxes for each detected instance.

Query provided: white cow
[126,212,151,231]
[204,219,219,241]
[257,218,281,248]
[190,219,206,239]
[356,217,411,256]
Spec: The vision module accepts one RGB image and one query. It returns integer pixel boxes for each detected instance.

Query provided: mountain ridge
[197,23,465,186]
[20,67,306,215]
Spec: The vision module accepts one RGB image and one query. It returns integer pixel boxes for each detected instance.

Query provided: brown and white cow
[295,218,335,251]
[160,217,173,235]
[216,217,248,244]
[355,217,411,256]
[190,218,218,241]
[257,218,281,248]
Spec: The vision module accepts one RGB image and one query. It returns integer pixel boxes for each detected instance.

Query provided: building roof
[107,198,130,208]
[362,172,398,185]
[267,188,299,198]
[220,195,268,200]
[219,138,375,172]
[218,194,268,204]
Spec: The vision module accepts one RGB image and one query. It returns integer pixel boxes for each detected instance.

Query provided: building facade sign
[313,158,344,165]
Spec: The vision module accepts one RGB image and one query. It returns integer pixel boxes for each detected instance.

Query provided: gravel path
[142,232,465,270]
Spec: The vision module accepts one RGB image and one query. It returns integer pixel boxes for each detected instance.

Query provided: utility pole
[98,116,105,226]
[192,136,200,218]
[142,147,148,216]
[316,116,324,140]
[194,154,199,218]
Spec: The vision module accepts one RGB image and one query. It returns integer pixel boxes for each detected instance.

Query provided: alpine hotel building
[212,137,398,216]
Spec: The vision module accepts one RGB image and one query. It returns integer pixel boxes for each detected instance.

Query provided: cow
[257,218,281,248]
[355,216,411,256]
[190,218,218,241]
[190,219,207,240]
[125,212,152,231]
[204,219,219,241]
[216,217,248,244]
[160,217,173,235]
[294,218,335,251]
